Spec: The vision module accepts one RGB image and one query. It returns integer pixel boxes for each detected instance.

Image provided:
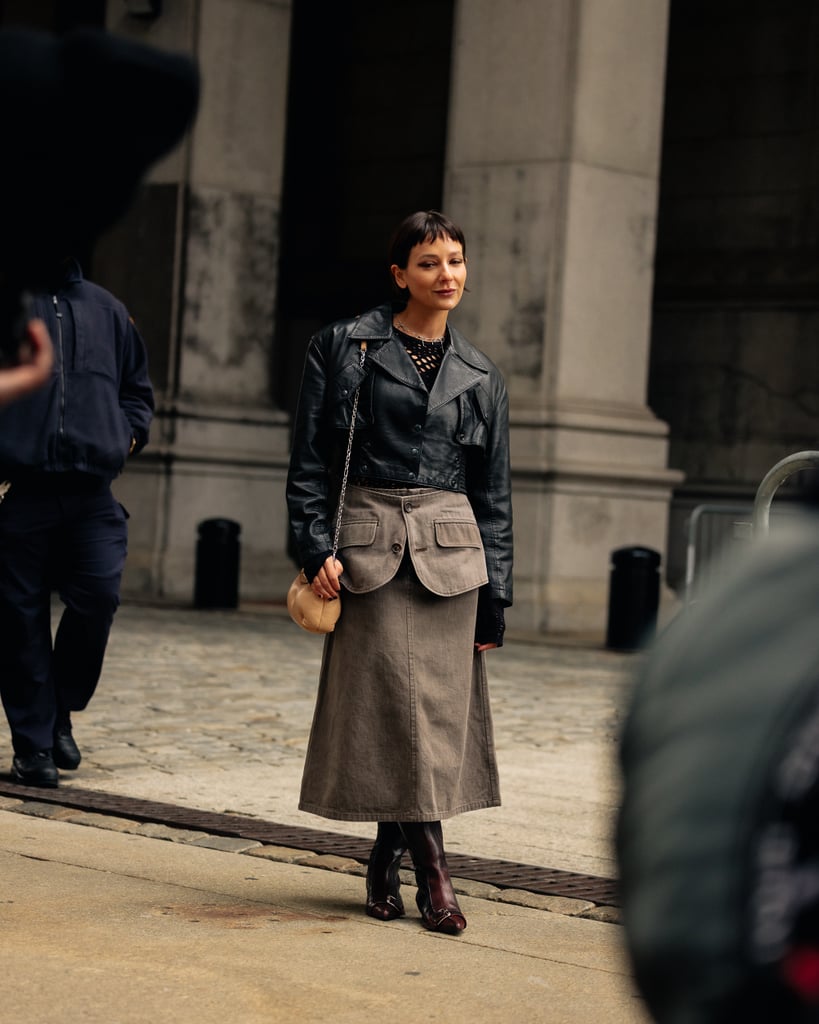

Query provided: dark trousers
[0,478,128,755]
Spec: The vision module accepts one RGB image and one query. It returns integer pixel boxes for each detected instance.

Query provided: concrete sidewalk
[32,602,638,878]
[0,809,647,1024]
[0,602,647,1023]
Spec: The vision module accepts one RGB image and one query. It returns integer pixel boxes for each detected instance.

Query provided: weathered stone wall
[446,0,679,638]
[99,0,294,602]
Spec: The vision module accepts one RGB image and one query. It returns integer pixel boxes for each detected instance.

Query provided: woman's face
[391,234,467,315]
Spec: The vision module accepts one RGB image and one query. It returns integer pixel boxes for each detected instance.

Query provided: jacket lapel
[349,305,425,390]
[365,337,426,390]
[427,326,488,411]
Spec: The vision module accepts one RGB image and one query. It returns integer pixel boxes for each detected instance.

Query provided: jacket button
[458,432,466,442]
[412,424,422,433]
[391,542,402,554]
[408,473,416,480]
[410,447,418,456]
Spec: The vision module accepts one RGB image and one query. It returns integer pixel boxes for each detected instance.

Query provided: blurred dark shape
[618,519,819,1023]
[0,26,199,363]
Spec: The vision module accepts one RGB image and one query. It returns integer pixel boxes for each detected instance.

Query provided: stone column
[104,0,293,602]
[445,0,683,638]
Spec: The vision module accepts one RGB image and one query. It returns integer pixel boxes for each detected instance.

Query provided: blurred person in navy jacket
[0,258,154,787]
[0,25,198,787]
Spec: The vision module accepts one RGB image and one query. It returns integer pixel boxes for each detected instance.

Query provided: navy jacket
[0,261,154,481]
[287,304,513,606]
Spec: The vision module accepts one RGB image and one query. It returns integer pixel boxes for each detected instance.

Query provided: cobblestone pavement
[5,602,640,879]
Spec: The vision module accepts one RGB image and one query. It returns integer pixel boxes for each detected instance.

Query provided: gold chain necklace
[394,317,446,344]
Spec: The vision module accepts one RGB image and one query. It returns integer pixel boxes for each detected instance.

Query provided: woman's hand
[474,589,505,651]
[311,555,344,599]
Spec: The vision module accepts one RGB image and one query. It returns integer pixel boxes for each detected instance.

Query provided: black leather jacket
[286,304,513,605]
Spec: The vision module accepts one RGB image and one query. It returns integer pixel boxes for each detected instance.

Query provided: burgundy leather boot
[399,820,467,934]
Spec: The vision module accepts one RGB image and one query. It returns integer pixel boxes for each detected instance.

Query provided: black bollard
[194,518,241,609]
[605,546,660,650]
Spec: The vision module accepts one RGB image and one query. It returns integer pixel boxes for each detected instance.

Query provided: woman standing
[286,210,513,934]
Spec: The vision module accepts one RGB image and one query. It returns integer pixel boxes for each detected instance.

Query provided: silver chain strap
[331,342,367,558]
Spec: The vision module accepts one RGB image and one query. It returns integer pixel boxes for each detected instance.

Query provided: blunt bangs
[388,211,466,271]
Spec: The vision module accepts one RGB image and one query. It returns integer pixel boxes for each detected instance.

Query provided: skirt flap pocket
[338,518,378,549]
[434,519,483,549]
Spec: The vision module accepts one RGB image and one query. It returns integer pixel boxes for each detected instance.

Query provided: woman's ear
[390,264,406,290]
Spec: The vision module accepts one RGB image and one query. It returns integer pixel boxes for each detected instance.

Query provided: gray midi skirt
[298,551,501,822]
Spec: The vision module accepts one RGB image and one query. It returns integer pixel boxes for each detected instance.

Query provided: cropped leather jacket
[286,304,513,606]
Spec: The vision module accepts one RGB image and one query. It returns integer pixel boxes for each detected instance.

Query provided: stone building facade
[3,0,817,639]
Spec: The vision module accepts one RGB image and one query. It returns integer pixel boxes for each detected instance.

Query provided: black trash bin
[194,518,241,609]
[605,546,660,650]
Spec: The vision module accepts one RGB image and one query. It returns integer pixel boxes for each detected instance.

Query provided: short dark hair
[387,210,467,302]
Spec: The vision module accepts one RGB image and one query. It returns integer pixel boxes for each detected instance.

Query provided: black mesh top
[394,328,449,391]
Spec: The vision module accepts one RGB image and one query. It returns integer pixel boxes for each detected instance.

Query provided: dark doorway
[275,0,456,414]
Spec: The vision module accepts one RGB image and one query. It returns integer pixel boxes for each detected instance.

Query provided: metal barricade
[685,450,819,602]
[684,504,752,603]
[752,450,819,537]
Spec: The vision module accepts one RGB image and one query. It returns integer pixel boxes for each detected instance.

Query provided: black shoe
[11,750,59,788]
[53,723,81,770]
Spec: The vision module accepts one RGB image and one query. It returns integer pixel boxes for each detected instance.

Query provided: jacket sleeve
[286,333,337,566]
[119,314,154,453]
[468,373,514,606]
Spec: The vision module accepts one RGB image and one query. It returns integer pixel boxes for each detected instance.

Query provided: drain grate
[0,781,619,906]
